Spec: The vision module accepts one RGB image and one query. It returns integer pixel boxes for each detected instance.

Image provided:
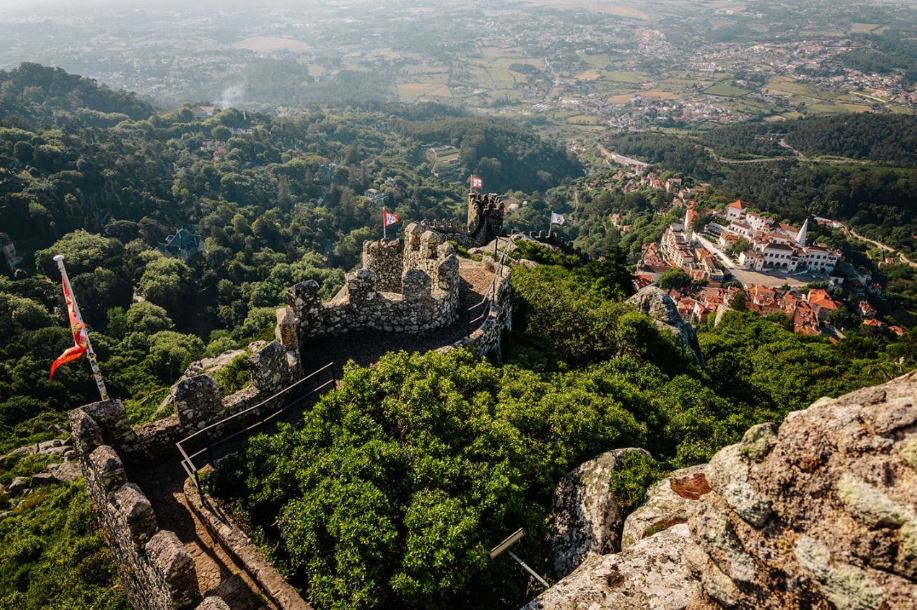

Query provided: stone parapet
[278,228,461,346]
[69,406,197,610]
[443,257,512,361]
[184,478,313,610]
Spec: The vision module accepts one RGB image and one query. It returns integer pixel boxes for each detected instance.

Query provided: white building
[725,199,746,222]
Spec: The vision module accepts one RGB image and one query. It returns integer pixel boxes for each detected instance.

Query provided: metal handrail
[177,362,336,485]
[466,243,509,335]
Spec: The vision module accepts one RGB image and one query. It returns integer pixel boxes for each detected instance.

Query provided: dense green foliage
[0,63,153,127]
[2,63,915,610]
[398,116,583,192]
[212,349,646,609]
[608,452,665,515]
[0,480,129,609]
[699,114,917,165]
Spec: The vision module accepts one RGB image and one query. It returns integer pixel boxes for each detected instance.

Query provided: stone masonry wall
[118,340,303,460]
[70,404,197,610]
[69,339,308,609]
[362,238,403,292]
[443,255,512,361]
[276,224,460,347]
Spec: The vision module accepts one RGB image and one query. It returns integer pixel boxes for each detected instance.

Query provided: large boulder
[546,448,650,578]
[525,371,917,609]
[627,287,703,364]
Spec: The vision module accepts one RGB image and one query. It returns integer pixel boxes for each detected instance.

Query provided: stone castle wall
[70,403,197,610]
[69,339,309,609]
[115,341,303,461]
[442,255,512,362]
[276,223,460,347]
[72,228,518,610]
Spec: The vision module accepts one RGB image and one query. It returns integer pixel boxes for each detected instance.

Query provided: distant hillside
[606,113,917,256]
[782,114,917,166]
[699,113,917,166]
[399,116,584,192]
[0,63,154,127]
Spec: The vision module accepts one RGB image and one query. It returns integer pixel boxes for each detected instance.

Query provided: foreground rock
[524,524,702,610]
[524,371,917,609]
[547,448,650,578]
[627,287,703,364]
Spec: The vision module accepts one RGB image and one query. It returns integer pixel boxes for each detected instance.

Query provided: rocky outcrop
[524,524,704,610]
[627,287,703,364]
[546,448,650,578]
[524,371,917,609]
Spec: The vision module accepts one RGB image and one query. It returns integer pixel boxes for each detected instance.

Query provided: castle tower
[795,218,809,247]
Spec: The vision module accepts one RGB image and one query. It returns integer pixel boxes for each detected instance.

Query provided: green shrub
[214,353,252,396]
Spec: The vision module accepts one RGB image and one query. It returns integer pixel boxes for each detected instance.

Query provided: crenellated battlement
[68,338,313,609]
[276,224,461,348]
[70,404,197,610]
[70,226,520,610]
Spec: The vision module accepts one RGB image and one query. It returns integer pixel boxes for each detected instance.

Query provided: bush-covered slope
[0,63,154,127]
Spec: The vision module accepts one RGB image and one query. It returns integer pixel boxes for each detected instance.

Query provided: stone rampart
[120,341,303,460]
[69,339,308,609]
[361,238,403,292]
[184,479,312,609]
[276,224,460,347]
[443,255,512,361]
[70,406,198,610]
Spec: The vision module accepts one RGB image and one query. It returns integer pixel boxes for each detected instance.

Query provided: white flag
[550,212,565,225]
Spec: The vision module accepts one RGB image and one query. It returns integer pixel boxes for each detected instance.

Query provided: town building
[364,188,389,206]
[721,204,840,274]
[159,228,204,261]
[0,232,23,269]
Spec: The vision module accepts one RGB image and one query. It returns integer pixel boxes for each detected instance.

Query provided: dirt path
[841,225,917,269]
[129,458,276,609]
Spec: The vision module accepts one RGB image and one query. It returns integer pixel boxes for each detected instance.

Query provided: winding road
[839,224,917,269]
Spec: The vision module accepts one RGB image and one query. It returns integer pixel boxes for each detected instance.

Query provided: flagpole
[54,255,109,401]
[383,208,387,241]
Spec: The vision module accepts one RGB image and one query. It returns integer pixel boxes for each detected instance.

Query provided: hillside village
[609,156,904,339]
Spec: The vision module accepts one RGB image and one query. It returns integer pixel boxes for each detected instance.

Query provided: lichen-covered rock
[740,422,777,462]
[530,371,917,610]
[547,448,650,578]
[523,524,704,610]
[627,287,703,364]
[706,444,772,527]
[621,464,710,549]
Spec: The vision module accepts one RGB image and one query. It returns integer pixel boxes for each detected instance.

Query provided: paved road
[695,234,735,269]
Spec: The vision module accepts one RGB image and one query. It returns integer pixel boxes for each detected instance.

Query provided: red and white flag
[383,209,399,227]
[50,274,89,379]
[470,175,483,191]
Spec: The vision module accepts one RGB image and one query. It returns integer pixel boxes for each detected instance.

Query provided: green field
[705,81,749,97]
[606,70,651,84]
